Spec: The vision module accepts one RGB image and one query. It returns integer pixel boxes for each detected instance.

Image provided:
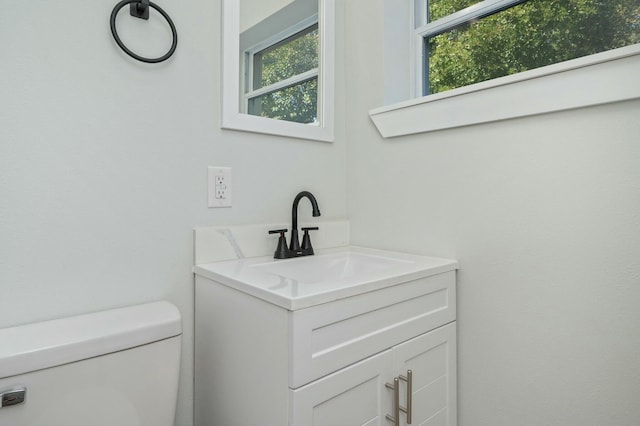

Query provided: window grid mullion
[245,68,319,101]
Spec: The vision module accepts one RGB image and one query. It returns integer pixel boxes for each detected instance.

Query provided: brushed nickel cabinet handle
[385,377,400,425]
[399,370,413,424]
[1,387,27,408]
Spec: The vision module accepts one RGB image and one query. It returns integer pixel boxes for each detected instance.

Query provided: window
[414,0,640,96]
[370,0,640,137]
[243,18,319,124]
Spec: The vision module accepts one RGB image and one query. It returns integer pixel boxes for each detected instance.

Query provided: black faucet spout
[290,191,321,252]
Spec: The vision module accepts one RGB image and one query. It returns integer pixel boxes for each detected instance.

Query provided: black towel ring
[110,0,178,63]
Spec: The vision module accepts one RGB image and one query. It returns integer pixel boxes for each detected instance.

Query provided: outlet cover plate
[208,166,232,208]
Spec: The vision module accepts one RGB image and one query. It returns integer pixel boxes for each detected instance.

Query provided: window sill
[369,44,640,138]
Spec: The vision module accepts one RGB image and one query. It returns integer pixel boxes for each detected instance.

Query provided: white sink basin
[248,251,413,284]
[194,246,457,310]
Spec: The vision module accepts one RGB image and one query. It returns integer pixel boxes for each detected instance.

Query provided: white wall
[345,1,640,425]
[0,1,346,425]
[241,0,294,32]
[4,0,639,424]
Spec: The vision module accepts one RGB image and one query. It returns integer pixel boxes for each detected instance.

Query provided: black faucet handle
[268,229,290,259]
[268,229,288,235]
[301,227,319,254]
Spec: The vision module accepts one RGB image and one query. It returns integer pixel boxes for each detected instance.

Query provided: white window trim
[221,0,335,143]
[369,43,640,138]
[245,14,318,60]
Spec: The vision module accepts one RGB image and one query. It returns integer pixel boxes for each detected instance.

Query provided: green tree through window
[426,0,640,95]
[247,25,319,124]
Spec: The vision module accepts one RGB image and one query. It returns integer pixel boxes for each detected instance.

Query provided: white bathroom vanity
[194,245,458,426]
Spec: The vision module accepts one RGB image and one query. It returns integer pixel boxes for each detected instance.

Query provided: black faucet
[269,191,321,259]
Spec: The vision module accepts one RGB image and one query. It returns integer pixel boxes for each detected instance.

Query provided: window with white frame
[243,17,319,124]
[414,0,640,96]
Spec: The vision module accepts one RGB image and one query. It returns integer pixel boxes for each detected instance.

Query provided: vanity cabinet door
[393,322,457,426]
[290,350,394,426]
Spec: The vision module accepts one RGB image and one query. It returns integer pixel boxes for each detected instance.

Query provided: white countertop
[194,246,458,310]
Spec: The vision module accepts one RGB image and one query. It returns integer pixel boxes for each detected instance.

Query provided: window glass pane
[427,0,640,95]
[253,26,319,90]
[248,78,318,124]
[429,0,480,22]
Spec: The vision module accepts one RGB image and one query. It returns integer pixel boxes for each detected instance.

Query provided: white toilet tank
[0,301,182,426]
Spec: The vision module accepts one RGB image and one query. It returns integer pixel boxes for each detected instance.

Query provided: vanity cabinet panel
[289,323,457,426]
[195,270,457,426]
[290,272,455,388]
[195,276,290,426]
[290,350,394,426]
[393,322,457,426]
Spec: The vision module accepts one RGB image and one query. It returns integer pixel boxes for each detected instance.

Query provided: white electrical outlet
[208,166,232,208]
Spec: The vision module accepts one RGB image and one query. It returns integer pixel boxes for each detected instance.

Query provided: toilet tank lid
[0,301,182,379]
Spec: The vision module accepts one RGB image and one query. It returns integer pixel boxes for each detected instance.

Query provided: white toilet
[0,301,182,426]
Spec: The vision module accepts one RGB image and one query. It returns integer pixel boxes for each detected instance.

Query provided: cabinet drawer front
[290,271,455,388]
